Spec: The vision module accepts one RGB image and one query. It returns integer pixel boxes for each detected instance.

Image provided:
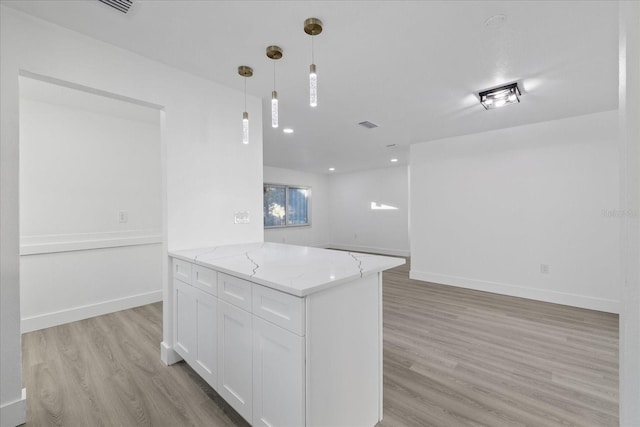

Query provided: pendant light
[238,65,253,144]
[304,18,323,108]
[266,45,283,128]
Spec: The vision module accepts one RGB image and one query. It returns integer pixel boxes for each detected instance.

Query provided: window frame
[263,183,312,229]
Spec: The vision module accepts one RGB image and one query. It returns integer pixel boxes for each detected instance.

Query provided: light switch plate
[234,211,250,224]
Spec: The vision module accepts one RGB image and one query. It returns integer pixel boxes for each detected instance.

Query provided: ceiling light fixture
[283,128,294,134]
[390,158,398,163]
[479,82,521,110]
[358,121,379,129]
[266,45,283,128]
[238,65,253,144]
[328,167,335,172]
[304,17,323,108]
[98,0,132,14]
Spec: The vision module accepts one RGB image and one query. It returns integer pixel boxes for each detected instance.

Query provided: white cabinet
[169,253,385,427]
[174,279,196,360]
[217,299,253,422]
[216,273,306,426]
[174,278,218,387]
[252,316,305,427]
[193,264,218,296]
[218,272,252,311]
[193,290,217,386]
[173,258,192,283]
[252,283,305,336]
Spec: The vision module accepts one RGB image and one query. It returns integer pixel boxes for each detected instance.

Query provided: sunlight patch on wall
[371,202,398,210]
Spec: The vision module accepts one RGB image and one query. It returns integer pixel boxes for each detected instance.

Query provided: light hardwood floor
[379,260,618,427]
[22,259,618,426]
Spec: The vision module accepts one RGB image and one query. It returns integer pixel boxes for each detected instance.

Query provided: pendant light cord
[244,76,247,111]
[273,60,276,90]
[311,35,315,64]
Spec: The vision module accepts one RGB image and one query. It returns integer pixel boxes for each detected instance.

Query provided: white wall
[410,110,620,313]
[619,1,640,425]
[0,7,263,426]
[19,82,163,332]
[20,246,163,332]
[262,165,410,256]
[329,166,409,256]
[263,166,330,248]
[19,89,161,238]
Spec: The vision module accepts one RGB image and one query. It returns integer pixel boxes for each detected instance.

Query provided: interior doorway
[18,74,165,333]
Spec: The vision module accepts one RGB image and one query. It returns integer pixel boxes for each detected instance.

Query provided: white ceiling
[3,0,619,174]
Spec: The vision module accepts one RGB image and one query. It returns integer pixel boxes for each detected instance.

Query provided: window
[264,184,311,228]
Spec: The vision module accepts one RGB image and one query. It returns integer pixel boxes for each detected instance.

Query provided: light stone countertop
[169,242,405,297]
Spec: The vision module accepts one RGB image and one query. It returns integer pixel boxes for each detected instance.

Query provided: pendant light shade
[271,91,278,128]
[304,18,323,108]
[309,64,317,107]
[266,45,283,128]
[238,65,253,144]
[242,111,249,144]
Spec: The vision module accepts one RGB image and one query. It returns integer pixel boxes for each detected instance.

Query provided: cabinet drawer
[173,258,192,284]
[218,273,252,312]
[192,264,218,296]
[252,284,305,336]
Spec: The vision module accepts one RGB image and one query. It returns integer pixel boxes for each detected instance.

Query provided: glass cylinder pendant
[309,64,317,107]
[271,91,278,128]
[242,111,249,145]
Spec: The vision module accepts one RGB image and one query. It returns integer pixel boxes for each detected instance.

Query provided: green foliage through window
[263,184,310,228]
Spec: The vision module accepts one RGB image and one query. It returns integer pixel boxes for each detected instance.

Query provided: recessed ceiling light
[328,167,335,171]
[283,128,294,134]
[390,158,398,162]
[479,82,521,110]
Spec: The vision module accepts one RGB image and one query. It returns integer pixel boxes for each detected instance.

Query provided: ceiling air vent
[98,0,133,14]
[358,121,378,129]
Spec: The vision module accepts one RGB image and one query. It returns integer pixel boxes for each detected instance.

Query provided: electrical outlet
[234,211,250,224]
[540,264,550,274]
[118,211,128,223]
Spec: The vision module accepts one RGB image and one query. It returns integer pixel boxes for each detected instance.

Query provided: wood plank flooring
[22,303,249,427]
[379,260,618,427]
[22,259,618,426]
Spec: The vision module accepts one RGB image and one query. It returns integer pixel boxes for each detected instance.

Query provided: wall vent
[98,0,133,14]
[358,121,378,129]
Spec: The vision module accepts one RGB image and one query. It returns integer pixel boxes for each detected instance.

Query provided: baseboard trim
[328,243,410,257]
[0,388,26,427]
[160,341,183,366]
[410,270,620,314]
[21,290,163,333]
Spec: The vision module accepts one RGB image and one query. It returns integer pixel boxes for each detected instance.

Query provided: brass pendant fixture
[238,65,253,144]
[304,17,323,107]
[266,45,283,128]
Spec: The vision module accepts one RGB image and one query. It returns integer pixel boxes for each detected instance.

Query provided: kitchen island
[163,242,405,427]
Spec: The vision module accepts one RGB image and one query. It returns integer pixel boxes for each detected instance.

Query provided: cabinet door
[217,300,253,423]
[193,290,217,387]
[174,279,196,362]
[253,317,305,427]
